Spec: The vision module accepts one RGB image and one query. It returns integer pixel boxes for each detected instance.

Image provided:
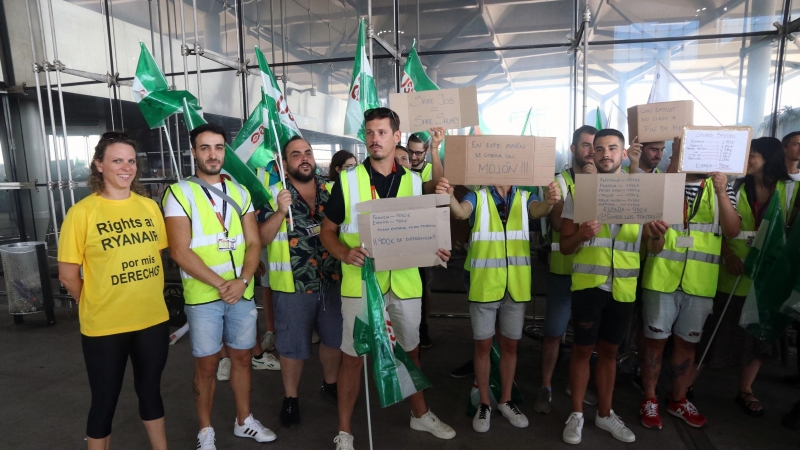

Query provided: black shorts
[571,287,635,346]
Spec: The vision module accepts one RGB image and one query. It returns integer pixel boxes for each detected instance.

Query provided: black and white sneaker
[196,426,216,450]
[233,414,277,442]
[472,404,491,433]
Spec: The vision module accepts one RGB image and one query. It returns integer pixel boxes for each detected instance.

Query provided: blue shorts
[274,284,343,360]
[184,299,257,358]
[543,273,573,337]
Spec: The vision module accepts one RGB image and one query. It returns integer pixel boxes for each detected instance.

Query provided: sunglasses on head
[364,108,400,129]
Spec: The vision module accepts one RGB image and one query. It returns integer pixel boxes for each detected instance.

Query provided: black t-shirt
[326,158,407,225]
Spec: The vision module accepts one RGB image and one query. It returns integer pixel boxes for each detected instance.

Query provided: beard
[288,162,316,182]
[197,159,222,176]
[597,160,621,174]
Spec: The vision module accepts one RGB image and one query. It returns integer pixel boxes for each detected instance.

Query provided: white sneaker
[472,404,491,433]
[563,412,584,445]
[233,414,277,443]
[196,427,216,450]
[595,410,635,443]
[252,353,281,370]
[333,431,354,449]
[261,331,276,352]
[312,330,321,344]
[498,401,529,428]
[216,357,231,381]
[409,409,456,439]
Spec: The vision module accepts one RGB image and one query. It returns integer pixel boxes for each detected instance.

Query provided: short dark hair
[407,133,427,150]
[782,131,800,148]
[395,145,410,155]
[571,125,598,147]
[281,135,308,159]
[364,107,400,133]
[190,123,228,149]
[593,128,625,147]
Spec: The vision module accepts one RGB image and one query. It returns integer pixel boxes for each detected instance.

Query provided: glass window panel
[591,0,784,41]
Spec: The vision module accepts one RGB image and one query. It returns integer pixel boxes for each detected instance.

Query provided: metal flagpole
[270,118,293,231]
[696,276,742,375]
[363,355,374,450]
[161,125,182,180]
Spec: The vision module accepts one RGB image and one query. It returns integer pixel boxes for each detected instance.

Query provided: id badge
[218,234,236,251]
[746,236,755,248]
[306,223,321,237]
[676,236,694,248]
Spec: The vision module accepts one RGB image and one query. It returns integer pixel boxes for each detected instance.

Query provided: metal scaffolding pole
[234,0,248,121]
[178,0,194,172]
[45,0,76,206]
[148,0,166,177]
[368,0,373,69]
[24,0,60,245]
[35,0,67,219]
[191,0,203,108]
[582,3,590,127]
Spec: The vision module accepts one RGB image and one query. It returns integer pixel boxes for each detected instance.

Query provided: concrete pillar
[742,0,779,130]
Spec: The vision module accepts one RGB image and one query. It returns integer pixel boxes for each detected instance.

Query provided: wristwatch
[239,277,249,286]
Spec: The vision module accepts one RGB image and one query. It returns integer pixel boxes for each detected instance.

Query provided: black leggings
[81,321,169,439]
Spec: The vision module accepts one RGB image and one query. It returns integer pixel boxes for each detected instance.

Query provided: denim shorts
[274,284,343,360]
[642,289,714,344]
[184,299,257,357]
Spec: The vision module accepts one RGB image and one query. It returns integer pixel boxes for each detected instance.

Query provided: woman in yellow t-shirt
[58,132,170,450]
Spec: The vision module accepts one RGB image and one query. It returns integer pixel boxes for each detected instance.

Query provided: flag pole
[363,354,375,450]
[161,124,182,180]
[696,275,742,375]
[270,118,293,231]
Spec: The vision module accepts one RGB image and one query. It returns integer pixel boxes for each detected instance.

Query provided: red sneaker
[640,398,662,429]
[667,398,707,428]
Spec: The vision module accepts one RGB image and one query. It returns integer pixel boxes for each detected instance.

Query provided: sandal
[735,391,764,417]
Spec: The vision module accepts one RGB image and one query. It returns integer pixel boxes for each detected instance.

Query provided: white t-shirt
[790,172,800,182]
[163,182,254,221]
[562,194,621,292]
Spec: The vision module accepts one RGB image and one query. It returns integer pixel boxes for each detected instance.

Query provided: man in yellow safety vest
[559,128,669,445]
[163,123,276,448]
[320,109,454,450]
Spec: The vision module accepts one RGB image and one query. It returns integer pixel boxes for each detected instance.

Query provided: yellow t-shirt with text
[58,193,169,336]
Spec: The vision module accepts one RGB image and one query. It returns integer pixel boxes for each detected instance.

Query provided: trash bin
[0,242,55,323]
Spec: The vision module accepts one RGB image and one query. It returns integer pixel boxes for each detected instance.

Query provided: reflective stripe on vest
[265,182,295,293]
[339,165,423,298]
[468,187,531,302]
[571,223,643,302]
[643,179,721,297]
[550,170,575,275]
[165,179,255,304]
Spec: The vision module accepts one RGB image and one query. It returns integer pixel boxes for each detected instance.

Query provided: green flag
[739,194,792,343]
[521,108,533,136]
[255,46,302,148]
[344,18,380,143]
[227,90,275,171]
[595,107,603,130]
[131,42,199,129]
[354,258,431,408]
[778,222,800,320]
[181,99,272,210]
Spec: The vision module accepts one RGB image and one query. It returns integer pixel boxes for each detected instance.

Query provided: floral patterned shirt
[256,175,341,293]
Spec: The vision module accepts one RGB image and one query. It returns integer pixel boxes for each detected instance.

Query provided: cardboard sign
[679,126,752,175]
[444,135,556,187]
[573,173,686,224]
[356,194,452,271]
[390,86,479,133]
[627,100,694,143]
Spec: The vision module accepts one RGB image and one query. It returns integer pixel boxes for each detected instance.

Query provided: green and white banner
[354,258,431,408]
[344,18,379,143]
